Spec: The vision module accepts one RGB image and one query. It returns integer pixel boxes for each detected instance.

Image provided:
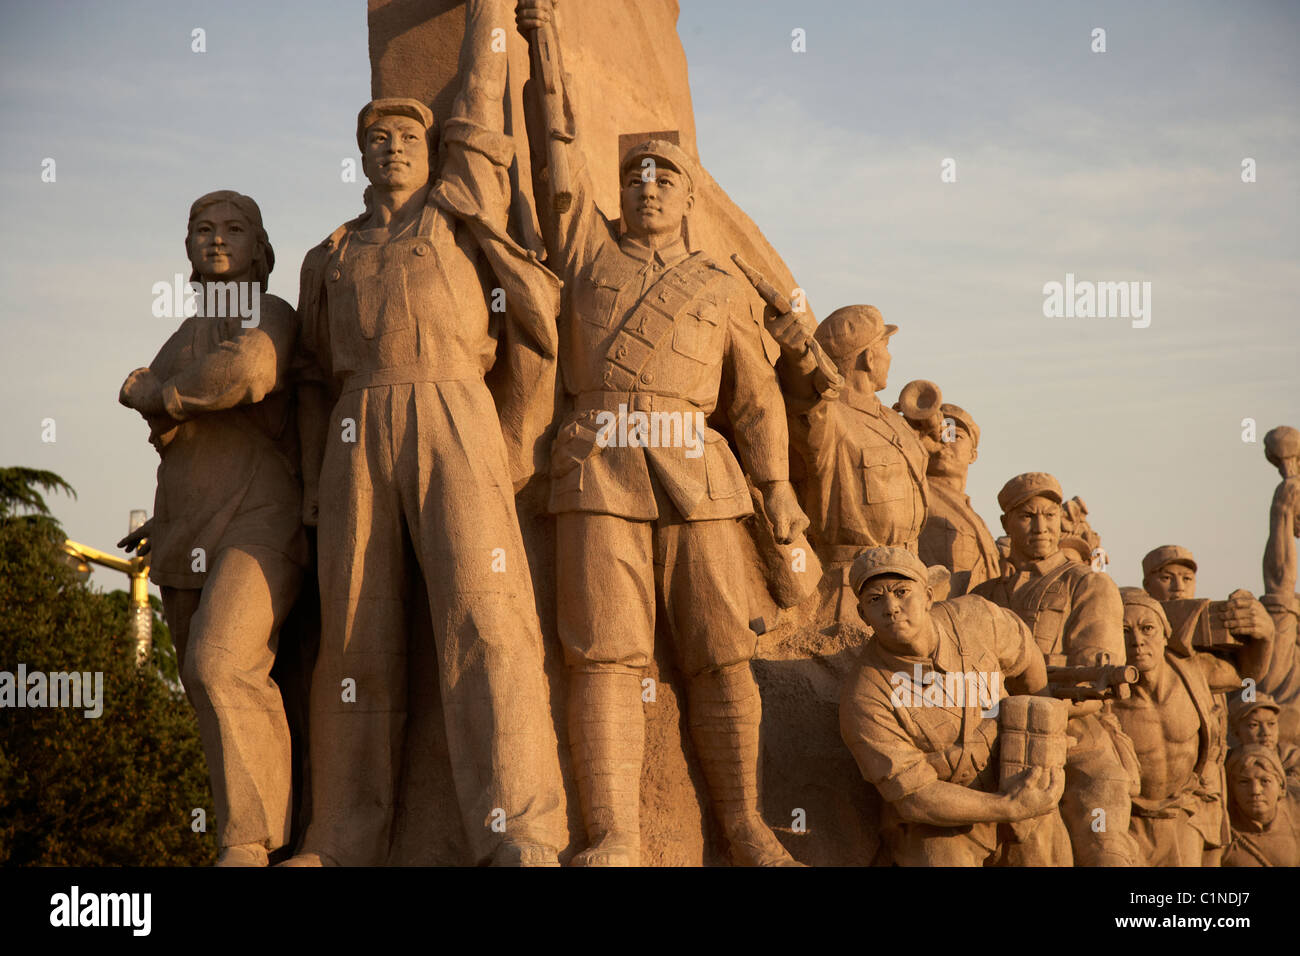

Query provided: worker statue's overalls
[296,105,566,866]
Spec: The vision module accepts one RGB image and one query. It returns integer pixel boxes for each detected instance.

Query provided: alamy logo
[151,273,261,328]
[0,664,103,718]
[49,886,151,936]
[594,403,706,459]
[1042,273,1151,328]
[889,666,1004,718]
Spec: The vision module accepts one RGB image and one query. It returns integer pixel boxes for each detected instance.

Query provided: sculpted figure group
[116,0,1300,867]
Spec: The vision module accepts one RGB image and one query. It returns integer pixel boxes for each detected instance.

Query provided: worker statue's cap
[356,97,435,151]
[813,305,897,360]
[997,472,1063,514]
[939,403,980,448]
[620,139,696,190]
[1228,692,1281,726]
[850,547,929,595]
[1120,587,1172,636]
[1141,544,1198,578]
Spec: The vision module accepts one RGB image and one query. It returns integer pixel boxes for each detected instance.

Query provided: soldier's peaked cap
[940,403,980,448]
[620,139,696,189]
[356,98,435,151]
[1141,544,1198,578]
[850,547,929,595]
[997,472,1063,513]
[814,305,897,360]
[1228,692,1281,725]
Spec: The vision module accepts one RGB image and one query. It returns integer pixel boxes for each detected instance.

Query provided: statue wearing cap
[1229,694,1300,798]
[918,403,1000,597]
[288,0,566,867]
[838,547,1071,865]
[1140,542,1277,864]
[518,0,808,867]
[1111,588,1274,865]
[972,471,1143,865]
[1222,745,1300,866]
[788,303,930,625]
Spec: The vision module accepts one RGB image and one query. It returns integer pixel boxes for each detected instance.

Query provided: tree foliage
[0,467,216,865]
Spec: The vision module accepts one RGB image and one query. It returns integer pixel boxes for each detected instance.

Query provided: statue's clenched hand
[761,480,809,546]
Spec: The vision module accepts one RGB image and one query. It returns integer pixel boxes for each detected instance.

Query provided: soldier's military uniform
[541,137,794,864]
[794,307,929,624]
[294,98,566,866]
[840,547,1070,866]
[918,405,1000,597]
[972,472,1141,866]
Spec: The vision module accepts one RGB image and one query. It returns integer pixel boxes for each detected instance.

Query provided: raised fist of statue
[516,0,554,33]
[1220,588,1276,642]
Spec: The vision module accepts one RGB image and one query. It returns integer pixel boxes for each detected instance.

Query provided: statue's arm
[517,0,600,278]
[156,298,295,421]
[1264,477,1300,596]
[1065,571,1126,667]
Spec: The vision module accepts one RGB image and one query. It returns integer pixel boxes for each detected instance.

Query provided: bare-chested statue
[1141,542,1276,863]
[1113,589,1272,865]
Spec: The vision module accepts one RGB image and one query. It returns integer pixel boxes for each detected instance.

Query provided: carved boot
[688,662,801,866]
[568,667,644,867]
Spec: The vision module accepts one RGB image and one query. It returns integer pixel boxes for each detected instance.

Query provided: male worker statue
[1261,425,1300,747]
[519,0,807,866]
[840,547,1068,865]
[1113,589,1271,866]
[1140,542,1276,863]
[918,403,1000,597]
[289,0,566,866]
[972,472,1140,865]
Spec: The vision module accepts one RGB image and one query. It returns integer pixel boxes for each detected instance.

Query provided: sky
[0,0,1296,602]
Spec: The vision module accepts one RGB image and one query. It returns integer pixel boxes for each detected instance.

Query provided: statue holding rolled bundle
[839,547,1070,866]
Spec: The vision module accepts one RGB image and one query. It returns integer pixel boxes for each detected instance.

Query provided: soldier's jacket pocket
[672,300,724,364]
[576,271,621,329]
[859,449,907,504]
